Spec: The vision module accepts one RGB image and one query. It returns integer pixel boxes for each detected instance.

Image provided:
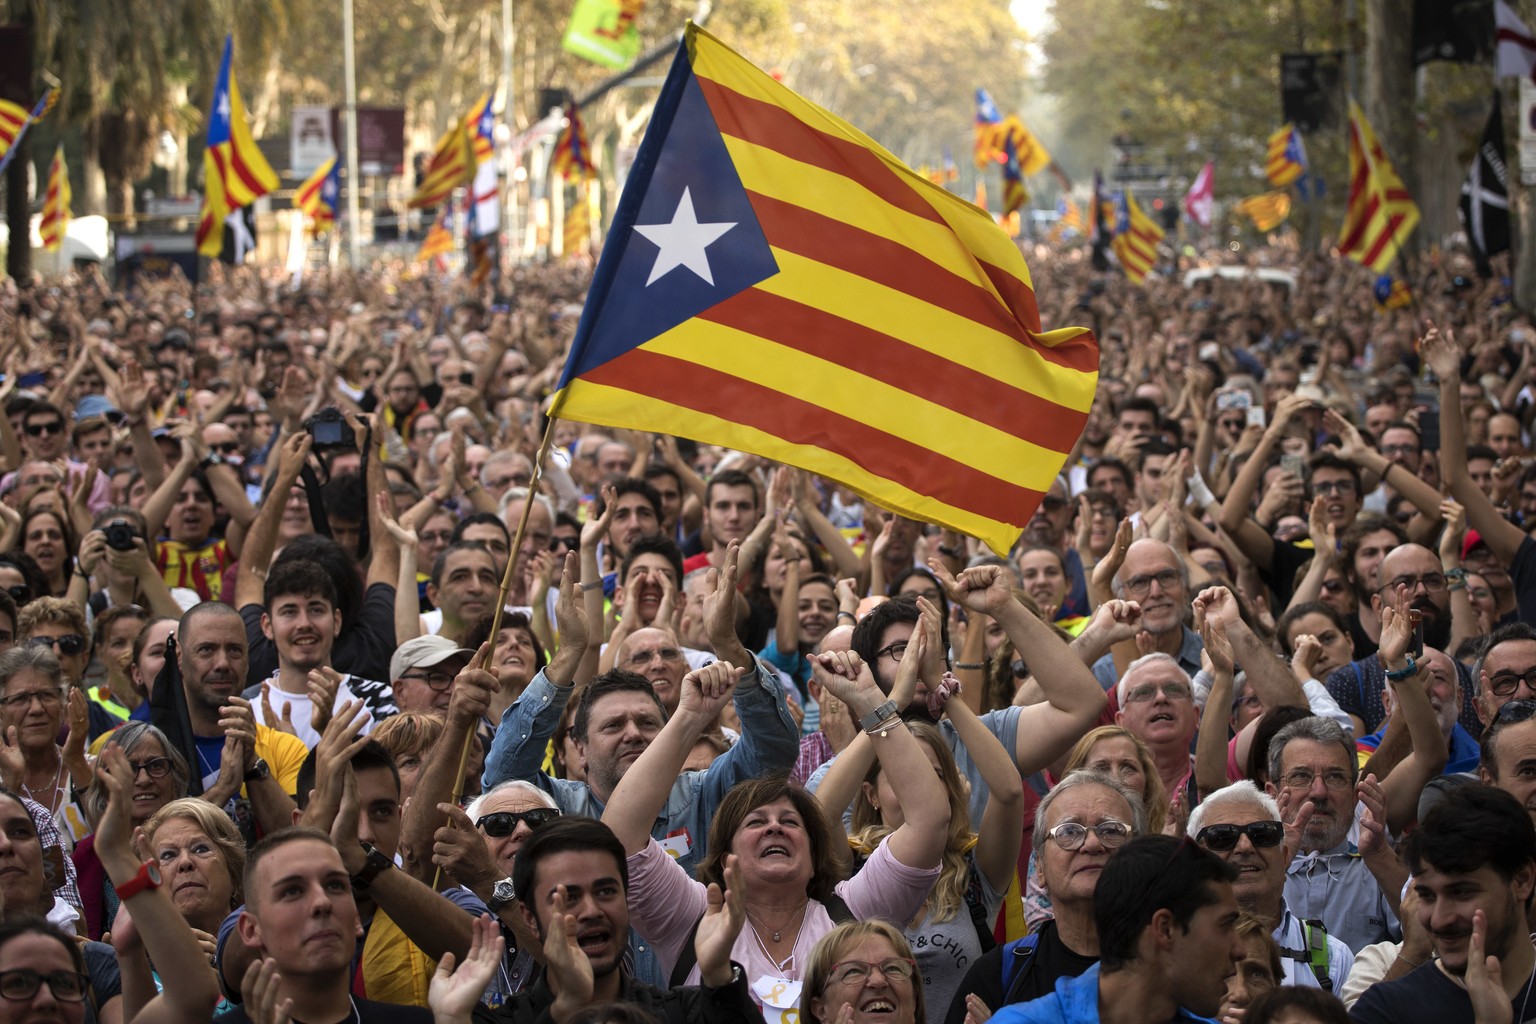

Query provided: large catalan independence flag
[196,36,278,258]
[549,24,1098,553]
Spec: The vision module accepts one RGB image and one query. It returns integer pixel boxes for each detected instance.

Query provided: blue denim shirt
[481,657,800,987]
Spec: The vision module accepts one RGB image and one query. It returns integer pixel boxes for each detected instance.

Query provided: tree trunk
[1364,0,1416,251]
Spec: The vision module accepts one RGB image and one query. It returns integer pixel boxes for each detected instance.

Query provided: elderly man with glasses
[1092,539,1204,691]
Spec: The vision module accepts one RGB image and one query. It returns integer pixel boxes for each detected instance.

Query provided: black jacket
[472,963,764,1024]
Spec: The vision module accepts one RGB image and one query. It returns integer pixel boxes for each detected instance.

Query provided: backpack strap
[1277,918,1333,992]
[669,893,855,989]
[999,933,1042,1005]
[1304,919,1333,991]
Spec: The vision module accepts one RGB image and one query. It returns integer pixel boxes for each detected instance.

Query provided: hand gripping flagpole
[432,414,560,890]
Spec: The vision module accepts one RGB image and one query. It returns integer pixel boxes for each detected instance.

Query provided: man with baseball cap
[391,635,476,715]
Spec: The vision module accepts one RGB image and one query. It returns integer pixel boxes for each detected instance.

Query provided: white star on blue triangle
[633,187,737,286]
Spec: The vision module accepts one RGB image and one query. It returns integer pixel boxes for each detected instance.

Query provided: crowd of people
[0,243,1526,1024]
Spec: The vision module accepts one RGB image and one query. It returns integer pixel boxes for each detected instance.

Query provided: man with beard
[1348,786,1536,1023]
[176,602,305,837]
[1267,716,1401,955]
[1324,544,1480,737]
[248,559,396,748]
[1189,782,1354,991]
[836,564,1108,834]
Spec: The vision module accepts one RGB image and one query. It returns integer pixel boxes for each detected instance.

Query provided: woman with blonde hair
[804,920,925,1024]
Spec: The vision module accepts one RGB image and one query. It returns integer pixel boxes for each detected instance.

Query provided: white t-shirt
[251,674,386,748]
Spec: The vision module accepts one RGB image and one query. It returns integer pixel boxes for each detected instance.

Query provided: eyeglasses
[23,421,63,437]
[1379,444,1420,457]
[875,640,909,662]
[0,968,89,1003]
[627,647,682,666]
[1280,767,1353,791]
[1195,820,1284,852]
[1312,480,1357,496]
[549,536,579,552]
[208,441,241,455]
[25,635,84,657]
[398,668,456,692]
[1040,495,1067,511]
[1488,669,1536,698]
[418,531,454,545]
[1378,573,1447,595]
[1124,681,1193,703]
[1045,819,1133,851]
[1320,579,1348,595]
[5,586,31,606]
[129,756,174,779]
[827,958,917,987]
[1122,569,1181,598]
[0,689,62,710]
[477,807,560,837]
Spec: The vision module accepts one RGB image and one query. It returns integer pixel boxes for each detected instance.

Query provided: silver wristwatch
[486,877,517,912]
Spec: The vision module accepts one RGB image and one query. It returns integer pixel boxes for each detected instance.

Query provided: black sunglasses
[24,421,63,437]
[25,634,85,656]
[209,441,241,455]
[1195,821,1284,852]
[549,536,579,552]
[477,807,560,837]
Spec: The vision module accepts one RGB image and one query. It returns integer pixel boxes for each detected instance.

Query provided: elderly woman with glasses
[804,920,925,1024]
[0,646,92,851]
[17,597,119,742]
[70,722,190,940]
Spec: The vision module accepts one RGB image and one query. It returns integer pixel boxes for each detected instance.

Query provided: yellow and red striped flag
[564,181,591,259]
[294,156,340,235]
[1000,115,1052,178]
[408,121,474,209]
[417,207,453,263]
[1235,190,1292,232]
[1265,123,1307,188]
[38,146,70,251]
[1110,190,1163,285]
[196,36,279,258]
[0,99,27,163]
[549,24,1098,554]
[465,92,495,165]
[552,104,596,181]
[1338,99,1419,273]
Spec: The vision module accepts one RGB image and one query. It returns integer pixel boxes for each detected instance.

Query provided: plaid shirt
[792,731,835,787]
[23,796,81,911]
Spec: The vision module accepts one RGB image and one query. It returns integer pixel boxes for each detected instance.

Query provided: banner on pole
[562,0,645,69]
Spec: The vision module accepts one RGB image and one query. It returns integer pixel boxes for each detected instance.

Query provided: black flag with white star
[1460,92,1510,277]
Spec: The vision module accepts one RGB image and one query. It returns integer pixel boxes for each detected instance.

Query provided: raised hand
[1465,909,1512,1024]
[260,681,299,736]
[92,744,137,862]
[580,483,618,552]
[928,559,1014,616]
[1084,598,1143,648]
[1291,634,1324,682]
[430,915,506,1024]
[1355,773,1388,861]
[1195,602,1234,677]
[432,803,500,894]
[809,649,883,719]
[695,853,746,987]
[551,551,590,655]
[1274,786,1315,866]
[0,727,26,790]
[448,647,497,729]
[702,542,745,659]
[1091,518,1134,591]
[307,667,344,734]
[1378,598,1415,668]
[678,660,747,724]
[543,885,595,1018]
[1420,319,1462,382]
[240,958,294,1024]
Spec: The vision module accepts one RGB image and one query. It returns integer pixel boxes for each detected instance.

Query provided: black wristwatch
[486,877,517,912]
[351,842,394,892]
[243,758,270,783]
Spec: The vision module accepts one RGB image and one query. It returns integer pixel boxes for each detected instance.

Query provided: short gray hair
[1186,780,1280,838]
[1116,652,1190,707]
[465,779,557,823]
[497,486,554,523]
[1031,769,1148,851]
[1266,716,1357,788]
[0,646,63,691]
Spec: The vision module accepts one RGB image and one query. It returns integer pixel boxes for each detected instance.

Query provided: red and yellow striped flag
[417,207,453,262]
[0,99,27,163]
[39,146,70,251]
[549,24,1098,554]
[563,181,591,259]
[552,104,596,181]
[1235,191,1291,232]
[1338,99,1419,273]
[1110,191,1163,285]
[408,121,474,209]
[1265,123,1307,188]
[196,36,279,257]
